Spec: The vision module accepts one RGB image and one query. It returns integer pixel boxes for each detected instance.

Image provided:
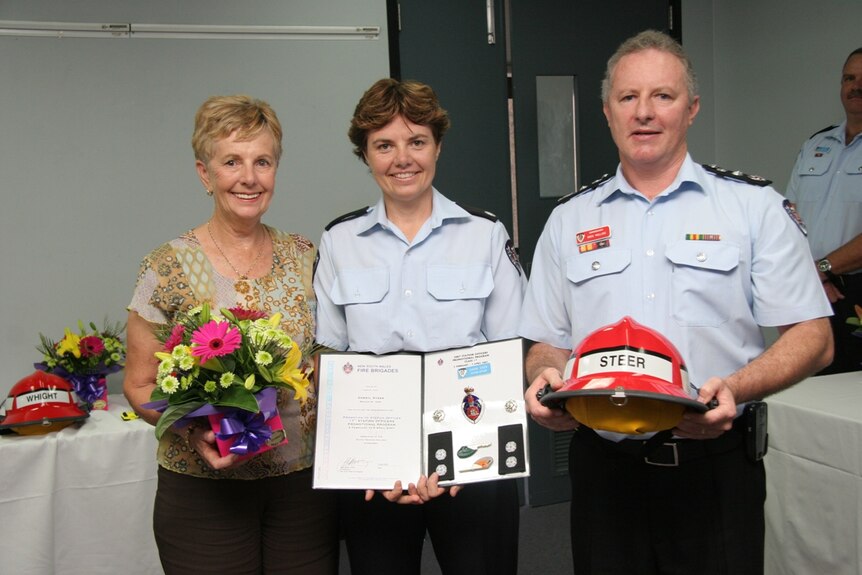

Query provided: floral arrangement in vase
[36,320,126,410]
[146,303,311,458]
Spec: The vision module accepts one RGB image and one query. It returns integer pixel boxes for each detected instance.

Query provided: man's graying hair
[601,30,699,104]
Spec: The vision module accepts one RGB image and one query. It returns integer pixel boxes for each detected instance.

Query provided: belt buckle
[644,442,679,467]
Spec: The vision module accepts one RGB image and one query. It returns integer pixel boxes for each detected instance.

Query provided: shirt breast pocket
[796,154,834,178]
[426,264,493,343]
[330,267,390,305]
[564,248,631,316]
[666,241,739,327]
[329,267,392,350]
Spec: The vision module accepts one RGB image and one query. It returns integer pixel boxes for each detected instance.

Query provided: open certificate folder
[313,338,530,489]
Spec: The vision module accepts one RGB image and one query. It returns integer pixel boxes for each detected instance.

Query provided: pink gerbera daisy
[228,306,268,321]
[79,336,105,357]
[190,320,242,363]
[164,324,186,352]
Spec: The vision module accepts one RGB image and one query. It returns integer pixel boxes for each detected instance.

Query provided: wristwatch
[817,258,837,282]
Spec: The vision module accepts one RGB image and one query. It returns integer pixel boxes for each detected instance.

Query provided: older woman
[123,95,338,574]
[314,79,524,574]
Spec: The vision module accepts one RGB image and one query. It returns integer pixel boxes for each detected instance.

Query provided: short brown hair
[348,78,450,163]
[191,95,283,165]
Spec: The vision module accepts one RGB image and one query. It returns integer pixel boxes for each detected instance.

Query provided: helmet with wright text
[0,371,89,435]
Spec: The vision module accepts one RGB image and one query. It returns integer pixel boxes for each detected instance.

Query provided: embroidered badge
[783,199,807,236]
[685,234,721,241]
[461,387,484,423]
[505,239,522,276]
[457,443,491,459]
[459,456,494,473]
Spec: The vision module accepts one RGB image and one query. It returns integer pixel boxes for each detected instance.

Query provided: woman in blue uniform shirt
[314,78,525,575]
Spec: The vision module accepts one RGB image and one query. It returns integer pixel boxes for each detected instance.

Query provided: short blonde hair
[601,30,698,104]
[191,95,283,165]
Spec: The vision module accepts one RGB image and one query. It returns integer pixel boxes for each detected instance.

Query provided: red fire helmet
[540,316,707,434]
[0,371,89,435]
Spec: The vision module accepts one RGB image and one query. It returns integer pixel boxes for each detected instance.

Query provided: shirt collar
[596,153,704,204]
[355,188,469,235]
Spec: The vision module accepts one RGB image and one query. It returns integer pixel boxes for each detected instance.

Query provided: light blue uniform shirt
[519,154,832,393]
[785,122,862,263]
[315,189,526,353]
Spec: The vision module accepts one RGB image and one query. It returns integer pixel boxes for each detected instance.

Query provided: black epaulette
[324,206,370,231]
[809,125,838,139]
[456,203,498,222]
[557,173,613,205]
[702,164,771,187]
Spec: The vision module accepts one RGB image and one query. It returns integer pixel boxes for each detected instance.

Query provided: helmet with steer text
[540,316,707,434]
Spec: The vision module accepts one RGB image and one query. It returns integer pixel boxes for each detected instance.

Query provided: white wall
[0,1,389,400]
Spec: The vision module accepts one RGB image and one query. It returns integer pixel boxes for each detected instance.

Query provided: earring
[206,189,213,196]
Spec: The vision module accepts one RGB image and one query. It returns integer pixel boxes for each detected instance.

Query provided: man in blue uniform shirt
[786,47,862,374]
[520,30,834,575]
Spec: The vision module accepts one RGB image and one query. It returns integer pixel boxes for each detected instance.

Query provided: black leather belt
[578,417,744,467]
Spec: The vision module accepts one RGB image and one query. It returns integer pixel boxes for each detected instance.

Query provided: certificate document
[314,338,529,489]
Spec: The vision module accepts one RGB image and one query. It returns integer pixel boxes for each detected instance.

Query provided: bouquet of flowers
[147,303,311,458]
[36,320,126,410]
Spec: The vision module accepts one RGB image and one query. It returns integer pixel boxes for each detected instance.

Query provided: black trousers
[154,467,339,575]
[340,478,520,575]
[568,425,765,575]
[820,273,862,375]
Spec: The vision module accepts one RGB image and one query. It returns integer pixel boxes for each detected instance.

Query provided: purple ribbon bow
[34,364,120,406]
[215,410,274,456]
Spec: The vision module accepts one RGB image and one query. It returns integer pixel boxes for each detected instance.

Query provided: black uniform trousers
[339,478,519,575]
[568,420,765,575]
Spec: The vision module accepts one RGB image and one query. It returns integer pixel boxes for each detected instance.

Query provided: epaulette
[809,125,838,139]
[557,173,613,205]
[702,164,771,187]
[456,203,498,222]
[324,206,370,231]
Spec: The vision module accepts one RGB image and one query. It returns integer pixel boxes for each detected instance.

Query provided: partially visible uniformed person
[785,46,862,374]
[314,78,524,575]
[520,30,834,575]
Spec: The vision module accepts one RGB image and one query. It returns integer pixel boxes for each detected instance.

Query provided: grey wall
[2,0,859,401]
[0,1,388,400]
[684,0,861,192]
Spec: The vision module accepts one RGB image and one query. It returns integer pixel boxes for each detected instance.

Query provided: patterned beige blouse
[129,226,318,480]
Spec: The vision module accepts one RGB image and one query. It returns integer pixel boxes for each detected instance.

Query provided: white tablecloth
[0,395,162,575]
[765,371,862,575]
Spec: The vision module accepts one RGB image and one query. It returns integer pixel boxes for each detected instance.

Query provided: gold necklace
[206,221,268,280]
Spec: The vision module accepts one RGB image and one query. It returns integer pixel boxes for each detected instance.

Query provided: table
[0,395,163,575]
[764,371,862,575]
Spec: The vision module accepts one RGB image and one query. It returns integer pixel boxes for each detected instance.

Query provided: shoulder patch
[701,164,772,187]
[809,125,838,139]
[456,203,498,222]
[557,173,613,205]
[324,206,370,231]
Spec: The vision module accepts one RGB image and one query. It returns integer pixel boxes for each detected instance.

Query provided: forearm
[122,311,166,426]
[724,318,833,403]
[822,233,862,276]
[524,341,570,386]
